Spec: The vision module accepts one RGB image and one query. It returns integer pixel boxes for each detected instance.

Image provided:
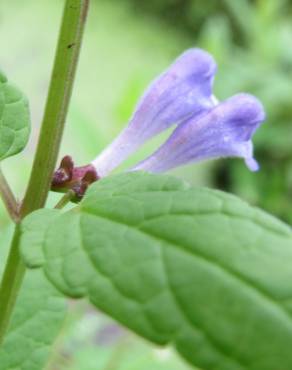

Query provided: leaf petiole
[0,168,19,222]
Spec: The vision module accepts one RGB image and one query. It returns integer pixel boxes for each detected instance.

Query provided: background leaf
[20,172,292,370]
[0,227,67,370]
[0,70,30,160]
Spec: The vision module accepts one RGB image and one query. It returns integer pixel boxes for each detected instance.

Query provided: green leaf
[0,70,30,160]
[20,209,61,268]
[0,228,66,370]
[20,172,292,370]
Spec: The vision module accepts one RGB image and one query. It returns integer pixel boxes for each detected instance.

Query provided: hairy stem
[0,168,19,222]
[0,0,89,346]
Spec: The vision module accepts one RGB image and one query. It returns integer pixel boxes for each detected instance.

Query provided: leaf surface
[0,227,66,370]
[20,172,292,370]
[0,71,30,160]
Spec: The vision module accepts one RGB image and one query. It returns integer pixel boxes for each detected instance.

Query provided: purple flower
[52,48,265,199]
[132,94,265,173]
[92,48,217,176]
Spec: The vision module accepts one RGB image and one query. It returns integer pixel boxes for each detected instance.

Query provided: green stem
[0,0,89,346]
[54,190,75,209]
[21,0,89,216]
[0,168,19,222]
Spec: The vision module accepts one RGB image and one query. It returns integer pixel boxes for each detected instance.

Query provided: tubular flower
[91,48,217,177]
[132,94,265,173]
[52,48,265,199]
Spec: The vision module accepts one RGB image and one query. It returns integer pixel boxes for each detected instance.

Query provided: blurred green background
[0,0,292,369]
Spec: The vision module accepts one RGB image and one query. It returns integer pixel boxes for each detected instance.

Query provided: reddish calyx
[51,155,99,200]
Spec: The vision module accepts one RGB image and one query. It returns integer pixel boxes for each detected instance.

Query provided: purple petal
[92,48,217,176]
[132,93,265,173]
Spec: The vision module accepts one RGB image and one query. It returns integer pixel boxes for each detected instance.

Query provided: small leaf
[0,228,66,370]
[20,172,292,370]
[0,70,30,160]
